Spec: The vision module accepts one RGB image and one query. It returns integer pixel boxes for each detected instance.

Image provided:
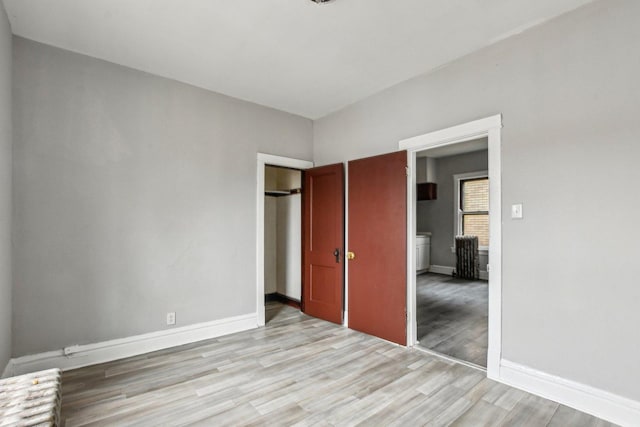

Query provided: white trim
[256,153,313,326]
[453,170,489,251]
[1,361,11,379]
[450,247,489,255]
[405,155,415,344]
[400,115,502,151]
[3,313,258,378]
[427,265,455,276]
[415,345,486,373]
[486,126,502,379]
[423,265,488,280]
[400,114,502,380]
[500,360,640,427]
[344,161,350,328]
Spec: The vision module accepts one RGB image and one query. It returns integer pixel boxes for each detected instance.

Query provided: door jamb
[256,153,314,326]
[399,114,503,379]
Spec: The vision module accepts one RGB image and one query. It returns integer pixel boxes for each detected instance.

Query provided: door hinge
[405,166,410,177]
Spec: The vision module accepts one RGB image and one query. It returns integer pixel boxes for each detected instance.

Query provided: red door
[348,151,407,345]
[302,163,344,324]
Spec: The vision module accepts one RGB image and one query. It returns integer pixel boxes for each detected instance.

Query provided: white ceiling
[3,0,594,119]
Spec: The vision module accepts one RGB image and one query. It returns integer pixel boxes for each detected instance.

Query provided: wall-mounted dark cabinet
[417,182,437,200]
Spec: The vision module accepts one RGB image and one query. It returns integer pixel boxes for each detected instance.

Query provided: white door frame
[256,153,314,326]
[399,114,503,379]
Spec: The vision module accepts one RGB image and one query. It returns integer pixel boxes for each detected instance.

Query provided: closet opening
[264,165,303,323]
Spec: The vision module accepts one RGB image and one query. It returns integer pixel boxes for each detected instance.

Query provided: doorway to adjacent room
[412,141,489,367]
[400,114,503,378]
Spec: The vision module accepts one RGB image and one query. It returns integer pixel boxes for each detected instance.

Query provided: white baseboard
[427,265,488,280]
[3,313,258,378]
[500,360,640,427]
[2,360,11,379]
[427,265,454,275]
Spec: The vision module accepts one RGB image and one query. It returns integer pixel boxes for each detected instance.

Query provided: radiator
[455,236,479,280]
[0,369,62,427]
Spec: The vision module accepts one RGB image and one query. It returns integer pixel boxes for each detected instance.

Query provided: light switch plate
[511,203,523,219]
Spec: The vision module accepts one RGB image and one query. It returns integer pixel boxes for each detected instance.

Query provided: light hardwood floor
[60,303,615,426]
[417,273,488,367]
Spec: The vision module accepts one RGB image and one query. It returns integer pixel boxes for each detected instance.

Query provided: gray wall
[417,150,488,269]
[314,0,640,402]
[276,194,301,300]
[264,196,277,295]
[12,37,313,357]
[0,2,12,372]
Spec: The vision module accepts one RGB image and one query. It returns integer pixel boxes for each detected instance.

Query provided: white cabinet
[416,244,425,271]
[416,233,431,272]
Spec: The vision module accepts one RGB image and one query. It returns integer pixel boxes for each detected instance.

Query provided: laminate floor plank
[59,302,616,426]
[417,273,488,367]
[497,393,558,426]
[450,399,509,427]
[548,405,615,427]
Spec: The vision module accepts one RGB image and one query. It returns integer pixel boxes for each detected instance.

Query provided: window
[454,171,489,249]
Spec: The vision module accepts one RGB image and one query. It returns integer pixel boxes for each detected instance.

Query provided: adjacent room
[1,0,639,425]
[415,140,490,368]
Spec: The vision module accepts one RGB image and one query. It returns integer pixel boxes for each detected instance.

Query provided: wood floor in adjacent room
[60,303,615,426]
[417,273,489,367]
